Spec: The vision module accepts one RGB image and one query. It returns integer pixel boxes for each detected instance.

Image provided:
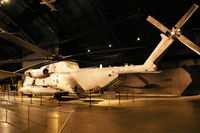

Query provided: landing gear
[53,92,69,100]
[28,94,33,97]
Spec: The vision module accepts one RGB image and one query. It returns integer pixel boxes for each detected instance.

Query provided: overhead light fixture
[99,64,103,69]
[0,0,10,5]
[0,28,5,32]
[137,37,141,41]
[108,44,112,48]
[87,49,91,53]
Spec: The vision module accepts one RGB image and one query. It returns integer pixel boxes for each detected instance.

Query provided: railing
[0,91,64,106]
[0,89,179,133]
[0,98,74,133]
[0,90,137,107]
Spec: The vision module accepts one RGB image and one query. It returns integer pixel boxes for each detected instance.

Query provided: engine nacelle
[25,68,49,78]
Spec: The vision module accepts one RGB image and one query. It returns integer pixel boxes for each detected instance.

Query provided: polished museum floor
[1,95,200,133]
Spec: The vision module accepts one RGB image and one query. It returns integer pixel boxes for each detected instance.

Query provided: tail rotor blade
[146,16,170,33]
[175,4,199,29]
[177,35,200,55]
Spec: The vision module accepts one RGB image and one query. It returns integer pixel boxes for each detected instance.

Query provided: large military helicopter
[0,4,199,99]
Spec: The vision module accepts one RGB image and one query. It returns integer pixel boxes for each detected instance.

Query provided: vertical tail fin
[143,34,174,71]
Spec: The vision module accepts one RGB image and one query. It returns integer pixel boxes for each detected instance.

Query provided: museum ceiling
[0,0,199,71]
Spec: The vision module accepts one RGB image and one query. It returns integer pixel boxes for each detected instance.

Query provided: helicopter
[0,4,199,99]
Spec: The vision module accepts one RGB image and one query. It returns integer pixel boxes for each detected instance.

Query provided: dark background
[0,0,199,71]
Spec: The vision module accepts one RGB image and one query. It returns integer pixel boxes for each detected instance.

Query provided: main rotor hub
[170,27,181,37]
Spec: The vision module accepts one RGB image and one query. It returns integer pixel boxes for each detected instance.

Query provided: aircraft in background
[0,4,199,99]
[40,0,57,11]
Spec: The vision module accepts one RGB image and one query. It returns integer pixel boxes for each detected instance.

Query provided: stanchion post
[59,99,61,107]
[45,107,47,127]
[127,90,129,100]
[89,91,92,107]
[14,91,15,101]
[6,100,8,123]
[40,93,43,105]
[30,92,33,104]
[8,91,10,100]
[21,92,23,102]
[109,96,111,108]
[28,105,30,128]
[28,105,30,121]
[118,91,121,105]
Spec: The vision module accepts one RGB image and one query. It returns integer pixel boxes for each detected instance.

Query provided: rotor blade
[0,58,48,64]
[0,32,52,57]
[175,4,199,29]
[146,16,170,33]
[15,60,51,73]
[177,35,200,55]
[0,70,22,80]
[61,46,147,59]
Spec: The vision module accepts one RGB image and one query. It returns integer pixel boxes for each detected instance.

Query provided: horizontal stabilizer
[138,71,161,73]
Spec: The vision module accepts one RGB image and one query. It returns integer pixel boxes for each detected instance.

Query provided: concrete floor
[1,95,200,133]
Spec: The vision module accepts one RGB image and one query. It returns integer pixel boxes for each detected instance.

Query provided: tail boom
[143,34,174,71]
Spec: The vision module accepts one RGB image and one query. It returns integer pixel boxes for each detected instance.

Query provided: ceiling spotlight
[87,49,91,53]
[108,44,112,48]
[0,0,10,5]
[99,64,103,69]
[0,28,5,32]
[137,37,140,41]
